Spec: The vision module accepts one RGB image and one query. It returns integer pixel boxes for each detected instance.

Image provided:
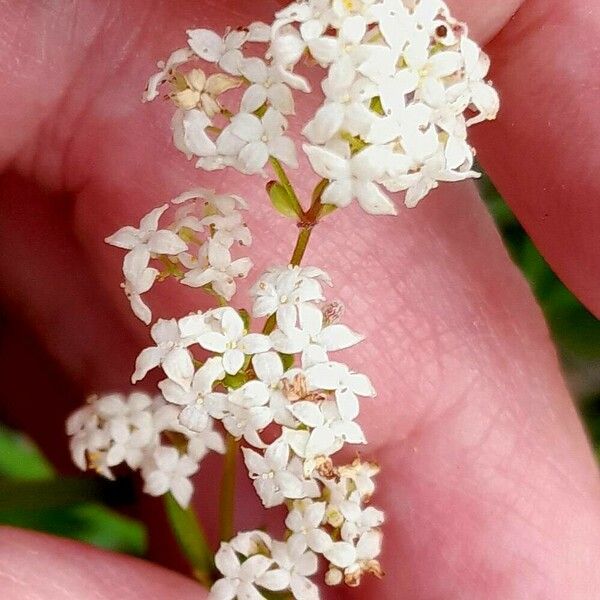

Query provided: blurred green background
[0,177,599,557]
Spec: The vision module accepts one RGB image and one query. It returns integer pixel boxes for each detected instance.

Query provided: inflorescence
[66,1,498,598]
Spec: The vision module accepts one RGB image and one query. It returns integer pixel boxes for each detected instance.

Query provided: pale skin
[0,0,599,598]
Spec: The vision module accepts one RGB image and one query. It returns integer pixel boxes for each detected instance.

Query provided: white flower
[143,47,193,102]
[270,302,363,365]
[252,352,296,427]
[66,405,113,478]
[340,494,385,542]
[243,441,304,507]
[159,356,226,432]
[223,381,274,448]
[94,392,155,469]
[250,265,331,333]
[105,204,188,270]
[142,445,198,507]
[187,28,248,74]
[171,108,217,159]
[182,240,252,301]
[303,143,397,215]
[285,399,367,472]
[239,57,296,115]
[341,530,384,586]
[186,418,227,461]
[217,108,297,174]
[132,318,198,387]
[197,307,271,375]
[121,264,158,325]
[285,501,333,553]
[338,457,380,499]
[256,538,319,600]
[305,360,375,421]
[211,538,274,600]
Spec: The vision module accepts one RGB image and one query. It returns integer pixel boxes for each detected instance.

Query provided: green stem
[290,226,313,267]
[163,493,214,587]
[219,434,238,542]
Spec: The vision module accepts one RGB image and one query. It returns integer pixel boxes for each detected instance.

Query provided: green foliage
[267,180,302,219]
[0,425,146,555]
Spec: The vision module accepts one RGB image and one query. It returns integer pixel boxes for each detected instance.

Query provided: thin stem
[290,226,313,267]
[163,493,214,587]
[219,433,238,542]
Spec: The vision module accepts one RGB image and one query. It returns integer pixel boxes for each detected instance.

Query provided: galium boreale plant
[66,0,498,597]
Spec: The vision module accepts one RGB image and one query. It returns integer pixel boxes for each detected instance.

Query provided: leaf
[267,181,302,219]
[163,493,214,587]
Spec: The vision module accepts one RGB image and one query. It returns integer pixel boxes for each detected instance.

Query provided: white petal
[302,103,344,144]
[147,230,188,255]
[239,141,270,173]
[335,388,359,421]
[303,144,351,180]
[252,352,283,384]
[162,348,195,388]
[305,426,336,457]
[256,568,290,591]
[239,334,272,355]
[240,84,268,113]
[197,332,227,353]
[187,29,223,62]
[354,181,397,215]
[324,541,356,568]
[223,348,245,375]
[289,401,323,428]
[105,226,139,250]
[298,303,323,336]
[318,324,362,351]
[132,346,163,383]
[171,476,194,508]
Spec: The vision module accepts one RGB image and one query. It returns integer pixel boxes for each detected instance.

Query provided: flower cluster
[144,0,497,214]
[67,391,224,507]
[67,1,498,598]
[105,189,252,324]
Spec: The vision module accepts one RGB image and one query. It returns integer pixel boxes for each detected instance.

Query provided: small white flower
[143,47,193,102]
[187,28,248,74]
[217,108,297,174]
[197,307,271,375]
[256,537,320,600]
[121,265,158,325]
[159,356,226,432]
[132,318,198,387]
[171,108,217,159]
[305,360,375,421]
[105,204,188,271]
[252,352,296,427]
[285,500,333,553]
[239,57,296,115]
[340,494,385,542]
[95,392,155,469]
[211,537,274,600]
[182,240,252,301]
[186,418,226,461]
[243,441,304,507]
[303,143,397,215]
[271,302,363,365]
[67,405,112,478]
[250,265,331,333]
[222,381,274,448]
[142,445,198,507]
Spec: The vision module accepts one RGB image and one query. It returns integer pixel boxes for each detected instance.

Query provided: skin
[0,0,599,598]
